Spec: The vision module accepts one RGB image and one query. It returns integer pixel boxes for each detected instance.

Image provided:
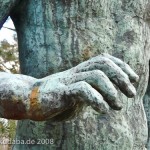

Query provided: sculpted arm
[0,54,139,121]
[0,0,19,29]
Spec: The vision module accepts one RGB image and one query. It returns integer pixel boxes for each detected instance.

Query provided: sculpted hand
[34,53,139,121]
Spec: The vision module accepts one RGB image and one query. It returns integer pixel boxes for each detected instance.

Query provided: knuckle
[104,57,113,64]
[90,70,106,79]
[73,81,91,96]
[99,57,112,65]
[78,81,90,89]
[92,70,105,76]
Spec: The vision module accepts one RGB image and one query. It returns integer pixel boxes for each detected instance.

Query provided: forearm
[1,84,69,121]
[0,72,68,121]
[0,72,35,120]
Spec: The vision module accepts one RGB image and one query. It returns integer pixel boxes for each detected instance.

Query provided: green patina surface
[0,0,150,149]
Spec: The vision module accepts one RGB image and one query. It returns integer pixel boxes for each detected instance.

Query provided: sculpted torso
[0,0,150,149]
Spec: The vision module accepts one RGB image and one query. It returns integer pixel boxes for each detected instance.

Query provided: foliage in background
[0,119,16,139]
[0,32,19,143]
[0,33,19,73]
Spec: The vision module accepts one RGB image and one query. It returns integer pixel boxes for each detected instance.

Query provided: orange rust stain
[28,87,44,121]
[30,87,39,109]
